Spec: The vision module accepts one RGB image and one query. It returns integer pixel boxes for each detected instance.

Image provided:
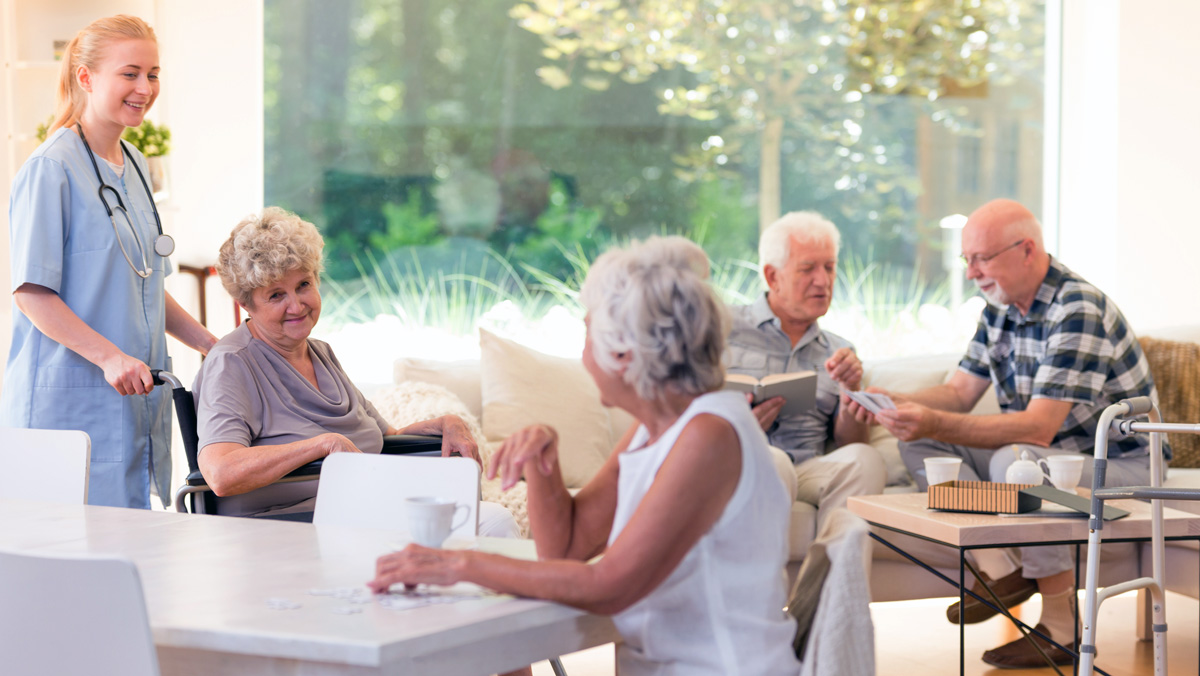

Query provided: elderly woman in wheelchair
[371,237,802,675]
[191,207,517,535]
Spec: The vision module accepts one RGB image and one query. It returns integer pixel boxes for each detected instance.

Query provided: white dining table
[0,498,618,675]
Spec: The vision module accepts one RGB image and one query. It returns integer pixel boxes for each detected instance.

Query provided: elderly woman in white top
[370,237,801,675]
[193,207,518,535]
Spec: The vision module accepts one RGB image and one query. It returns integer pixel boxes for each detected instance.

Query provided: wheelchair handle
[150,369,184,389]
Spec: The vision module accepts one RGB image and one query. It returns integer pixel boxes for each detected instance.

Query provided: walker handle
[1119,396,1154,416]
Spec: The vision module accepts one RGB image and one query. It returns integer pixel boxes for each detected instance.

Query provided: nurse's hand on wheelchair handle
[101,351,154,396]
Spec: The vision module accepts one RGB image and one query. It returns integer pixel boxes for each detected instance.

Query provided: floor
[531,591,1198,675]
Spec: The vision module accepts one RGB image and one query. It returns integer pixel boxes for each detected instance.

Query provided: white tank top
[102,156,125,178]
[609,391,801,676]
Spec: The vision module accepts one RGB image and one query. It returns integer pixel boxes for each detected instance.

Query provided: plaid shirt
[959,257,1161,457]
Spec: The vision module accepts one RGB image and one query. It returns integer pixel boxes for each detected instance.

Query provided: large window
[264,0,1048,378]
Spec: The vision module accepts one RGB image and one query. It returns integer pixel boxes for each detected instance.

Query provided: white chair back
[0,428,90,503]
[0,549,159,676]
[313,454,480,538]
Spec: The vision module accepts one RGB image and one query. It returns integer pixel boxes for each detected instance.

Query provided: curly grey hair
[758,211,841,272]
[217,207,325,307]
[580,236,729,401]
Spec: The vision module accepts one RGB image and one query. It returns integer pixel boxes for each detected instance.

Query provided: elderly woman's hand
[488,424,559,491]
[368,544,465,593]
[441,416,481,464]
[316,433,364,456]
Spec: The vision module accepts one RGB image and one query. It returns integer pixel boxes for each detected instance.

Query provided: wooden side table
[849,493,1200,675]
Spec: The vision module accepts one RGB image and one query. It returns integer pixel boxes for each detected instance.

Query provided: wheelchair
[152,370,442,519]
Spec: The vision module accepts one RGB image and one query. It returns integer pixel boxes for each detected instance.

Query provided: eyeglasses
[959,239,1026,268]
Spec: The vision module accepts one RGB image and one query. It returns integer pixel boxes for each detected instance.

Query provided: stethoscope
[76,123,174,279]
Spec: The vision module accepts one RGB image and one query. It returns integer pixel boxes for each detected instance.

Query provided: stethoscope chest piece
[76,124,173,278]
[154,234,175,257]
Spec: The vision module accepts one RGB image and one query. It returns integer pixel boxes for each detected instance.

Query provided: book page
[724,373,760,387]
[723,375,760,400]
[757,371,815,387]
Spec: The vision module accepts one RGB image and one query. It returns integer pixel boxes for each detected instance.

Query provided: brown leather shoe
[981,623,1083,669]
[946,569,1038,624]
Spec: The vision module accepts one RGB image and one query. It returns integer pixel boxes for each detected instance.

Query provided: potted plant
[122,119,171,195]
[35,117,172,195]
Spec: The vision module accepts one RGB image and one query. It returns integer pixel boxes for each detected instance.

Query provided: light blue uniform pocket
[32,366,126,463]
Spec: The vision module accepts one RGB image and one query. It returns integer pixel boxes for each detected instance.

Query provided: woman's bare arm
[199,433,362,496]
[371,413,742,615]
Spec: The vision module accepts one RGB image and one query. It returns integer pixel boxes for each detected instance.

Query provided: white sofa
[387,327,1200,604]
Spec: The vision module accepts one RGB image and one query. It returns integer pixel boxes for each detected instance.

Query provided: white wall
[1058,0,1200,332]
[154,0,262,378]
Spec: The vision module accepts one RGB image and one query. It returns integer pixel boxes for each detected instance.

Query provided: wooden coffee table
[848,492,1200,675]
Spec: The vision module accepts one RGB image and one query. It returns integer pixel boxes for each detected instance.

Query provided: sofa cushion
[479,329,616,488]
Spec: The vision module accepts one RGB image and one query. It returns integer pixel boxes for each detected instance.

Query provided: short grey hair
[758,211,842,272]
[217,207,325,307]
[580,236,729,401]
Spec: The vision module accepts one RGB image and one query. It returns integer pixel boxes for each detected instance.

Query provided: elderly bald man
[850,199,1164,668]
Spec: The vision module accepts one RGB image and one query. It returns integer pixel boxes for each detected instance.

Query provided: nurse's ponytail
[49,15,157,135]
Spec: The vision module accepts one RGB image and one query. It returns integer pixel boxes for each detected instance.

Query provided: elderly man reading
[725,211,887,531]
[851,198,1164,668]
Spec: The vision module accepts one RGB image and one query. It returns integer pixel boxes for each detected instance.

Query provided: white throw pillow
[479,329,615,489]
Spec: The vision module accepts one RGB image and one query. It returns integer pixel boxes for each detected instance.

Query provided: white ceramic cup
[924,457,962,486]
[1039,454,1086,492]
[405,496,470,548]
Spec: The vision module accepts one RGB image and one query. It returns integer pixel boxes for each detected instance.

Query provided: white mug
[924,457,962,487]
[405,496,470,548]
[1039,455,1086,492]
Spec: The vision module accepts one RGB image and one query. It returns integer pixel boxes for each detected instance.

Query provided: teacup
[924,457,962,486]
[405,496,470,548]
[1039,455,1086,492]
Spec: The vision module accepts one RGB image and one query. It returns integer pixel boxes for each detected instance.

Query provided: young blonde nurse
[0,15,216,508]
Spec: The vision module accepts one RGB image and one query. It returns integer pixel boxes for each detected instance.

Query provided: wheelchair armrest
[382,434,443,456]
[186,461,323,488]
[184,436,440,489]
[283,460,324,478]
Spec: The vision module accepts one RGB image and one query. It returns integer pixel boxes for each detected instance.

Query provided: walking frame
[1081,396,1200,676]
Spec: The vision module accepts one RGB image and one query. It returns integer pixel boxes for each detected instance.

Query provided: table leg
[868,531,1103,675]
[960,551,966,676]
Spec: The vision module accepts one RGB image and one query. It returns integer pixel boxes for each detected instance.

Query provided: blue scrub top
[1,127,173,509]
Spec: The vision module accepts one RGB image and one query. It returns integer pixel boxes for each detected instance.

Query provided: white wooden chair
[313,453,480,539]
[0,549,159,676]
[0,427,90,503]
[313,454,571,675]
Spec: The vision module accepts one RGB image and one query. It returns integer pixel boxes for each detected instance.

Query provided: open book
[724,371,817,418]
